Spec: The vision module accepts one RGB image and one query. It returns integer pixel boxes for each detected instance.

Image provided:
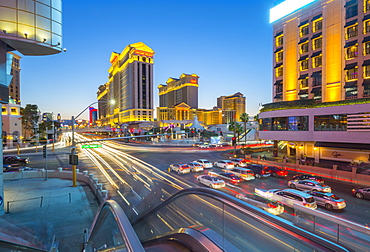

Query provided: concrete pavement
[1,178,100,252]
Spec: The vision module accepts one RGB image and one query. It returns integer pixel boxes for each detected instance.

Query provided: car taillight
[352,189,355,192]
[262,170,265,174]
[267,203,277,208]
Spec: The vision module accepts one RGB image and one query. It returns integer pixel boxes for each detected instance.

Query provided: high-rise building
[97,42,155,125]
[217,92,246,121]
[8,52,21,104]
[259,0,370,163]
[158,73,199,109]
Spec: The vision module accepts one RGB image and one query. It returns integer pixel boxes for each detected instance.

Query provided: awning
[298,37,309,44]
[299,55,308,61]
[311,87,321,94]
[362,60,370,66]
[274,47,283,53]
[274,62,283,68]
[311,51,322,57]
[344,19,358,28]
[274,31,283,37]
[363,14,370,21]
[311,71,322,77]
[363,36,370,43]
[344,0,357,7]
[344,40,357,48]
[299,20,309,27]
[312,14,322,21]
[315,142,370,150]
[344,81,357,88]
[274,80,282,85]
[344,63,358,70]
[311,32,322,39]
[363,79,370,86]
[274,93,282,99]
[298,89,309,95]
[298,74,308,80]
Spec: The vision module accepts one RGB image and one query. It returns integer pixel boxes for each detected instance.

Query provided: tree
[240,113,249,144]
[21,104,39,141]
[228,121,243,155]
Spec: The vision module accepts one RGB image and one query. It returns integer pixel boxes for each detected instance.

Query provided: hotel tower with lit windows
[97,42,155,125]
[259,0,370,164]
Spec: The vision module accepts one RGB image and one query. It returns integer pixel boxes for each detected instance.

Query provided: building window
[276,66,283,77]
[300,42,309,54]
[346,45,358,59]
[275,83,283,93]
[314,115,347,131]
[365,0,370,12]
[312,37,322,50]
[300,24,309,37]
[313,19,323,32]
[346,25,358,39]
[276,35,283,47]
[346,68,358,81]
[364,85,370,97]
[313,74,322,86]
[276,51,283,62]
[300,78,309,89]
[260,116,308,131]
[312,55,322,68]
[345,87,358,99]
[346,4,358,19]
[364,41,370,54]
[364,20,370,34]
[300,59,309,71]
[364,65,370,77]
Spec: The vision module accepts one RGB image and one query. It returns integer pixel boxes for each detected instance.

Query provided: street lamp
[70,100,115,187]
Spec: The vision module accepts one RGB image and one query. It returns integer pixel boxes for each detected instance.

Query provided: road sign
[81,144,102,149]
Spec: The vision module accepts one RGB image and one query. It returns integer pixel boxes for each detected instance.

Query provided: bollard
[168,167,171,172]
[69,193,71,203]
[6,202,10,213]
[40,196,43,207]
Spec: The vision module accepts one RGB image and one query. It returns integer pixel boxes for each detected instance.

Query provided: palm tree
[240,113,249,144]
[228,121,243,155]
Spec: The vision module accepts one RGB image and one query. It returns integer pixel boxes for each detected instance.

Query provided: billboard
[270,0,318,23]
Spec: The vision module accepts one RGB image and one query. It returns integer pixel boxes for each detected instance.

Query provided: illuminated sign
[134,50,154,57]
[270,0,318,23]
[82,144,102,148]
[110,55,118,64]
[190,79,197,84]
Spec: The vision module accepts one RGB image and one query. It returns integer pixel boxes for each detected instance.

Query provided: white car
[187,162,204,172]
[225,168,255,181]
[214,160,234,169]
[229,158,250,167]
[255,188,317,209]
[197,175,226,189]
[287,180,332,193]
[169,163,191,174]
[194,159,213,169]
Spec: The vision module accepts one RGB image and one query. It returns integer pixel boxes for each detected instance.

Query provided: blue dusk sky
[20,0,276,120]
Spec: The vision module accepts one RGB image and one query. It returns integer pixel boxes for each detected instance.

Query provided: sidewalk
[1,178,100,252]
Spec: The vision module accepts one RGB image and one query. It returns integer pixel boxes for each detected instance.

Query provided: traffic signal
[42,145,47,158]
[232,137,236,146]
[69,154,78,165]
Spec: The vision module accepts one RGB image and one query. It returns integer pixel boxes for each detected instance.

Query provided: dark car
[352,187,370,199]
[267,166,288,177]
[291,174,324,184]
[3,156,30,167]
[246,164,271,178]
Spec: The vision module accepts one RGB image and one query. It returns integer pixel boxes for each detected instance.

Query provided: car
[255,188,317,209]
[169,163,191,174]
[3,164,12,172]
[192,142,203,147]
[288,180,332,193]
[214,160,234,169]
[199,143,210,148]
[306,191,346,210]
[291,174,324,184]
[194,159,213,169]
[208,171,243,184]
[187,162,204,172]
[3,156,30,167]
[225,168,255,181]
[197,175,226,189]
[246,164,271,178]
[267,166,288,177]
[229,158,250,167]
[352,187,370,199]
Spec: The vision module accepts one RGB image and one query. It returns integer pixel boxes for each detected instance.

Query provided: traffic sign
[81,144,102,149]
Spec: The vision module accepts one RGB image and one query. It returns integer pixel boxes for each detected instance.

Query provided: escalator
[237,128,252,142]
[84,188,353,252]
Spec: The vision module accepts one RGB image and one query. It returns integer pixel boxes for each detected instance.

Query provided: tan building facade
[217,92,246,121]
[97,42,155,126]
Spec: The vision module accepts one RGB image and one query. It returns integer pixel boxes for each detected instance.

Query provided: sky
[20,0,276,120]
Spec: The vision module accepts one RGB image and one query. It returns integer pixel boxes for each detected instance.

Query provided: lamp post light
[70,100,114,187]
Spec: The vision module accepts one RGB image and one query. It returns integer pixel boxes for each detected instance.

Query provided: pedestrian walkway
[1,178,100,252]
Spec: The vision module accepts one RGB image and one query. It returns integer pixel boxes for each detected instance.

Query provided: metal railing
[132,187,353,251]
